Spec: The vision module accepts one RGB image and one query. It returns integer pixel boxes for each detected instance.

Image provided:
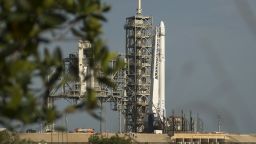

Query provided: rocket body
[159,21,166,119]
[152,28,159,116]
[151,21,166,122]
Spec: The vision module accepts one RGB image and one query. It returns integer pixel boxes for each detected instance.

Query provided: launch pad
[47,0,166,133]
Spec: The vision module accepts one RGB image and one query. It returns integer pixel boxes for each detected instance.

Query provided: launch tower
[125,0,166,133]
[124,0,153,132]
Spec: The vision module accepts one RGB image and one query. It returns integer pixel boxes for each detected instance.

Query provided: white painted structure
[159,21,166,120]
[152,21,166,123]
[0,128,6,132]
[78,40,91,96]
[154,130,163,134]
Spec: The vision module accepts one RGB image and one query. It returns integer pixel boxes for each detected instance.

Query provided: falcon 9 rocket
[151,21,166,130]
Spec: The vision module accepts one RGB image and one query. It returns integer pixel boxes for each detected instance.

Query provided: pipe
[137,0,142,14]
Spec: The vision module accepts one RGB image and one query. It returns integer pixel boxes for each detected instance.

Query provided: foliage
[89,135,132,144]
[0,0,124,129]
[0,130,31,144]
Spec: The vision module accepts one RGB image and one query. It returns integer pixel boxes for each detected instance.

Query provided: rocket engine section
[150,21,166,132]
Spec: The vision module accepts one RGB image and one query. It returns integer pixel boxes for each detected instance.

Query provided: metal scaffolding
[47,40,127,132]
[124,14,153,132]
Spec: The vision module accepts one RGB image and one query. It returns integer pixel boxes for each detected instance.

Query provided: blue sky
[52,0,256,133]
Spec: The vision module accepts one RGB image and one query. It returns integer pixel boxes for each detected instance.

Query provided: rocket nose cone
[160,21,165,35]
[160,21,165,28]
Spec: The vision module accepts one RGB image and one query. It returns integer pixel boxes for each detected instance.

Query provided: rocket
[159,21,166,119]
[152,21,166,122]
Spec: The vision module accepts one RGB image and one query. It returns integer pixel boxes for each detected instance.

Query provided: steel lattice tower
[124,0,153,132]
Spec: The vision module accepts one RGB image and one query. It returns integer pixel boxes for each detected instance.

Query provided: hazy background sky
[51,0,256,133]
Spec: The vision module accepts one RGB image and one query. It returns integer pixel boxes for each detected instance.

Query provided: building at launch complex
[48,0,167,134]
[14,0,256,143]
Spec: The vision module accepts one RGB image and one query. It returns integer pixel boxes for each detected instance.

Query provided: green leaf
[91,13,107,22]
[65,105,76,113]
[39,13,66,28]
[71,27,86,38]
[0,0,114,129]
[102,5,111,12]
[6,84,22,109]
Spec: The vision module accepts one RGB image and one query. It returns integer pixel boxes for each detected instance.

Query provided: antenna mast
[137,0,142,15]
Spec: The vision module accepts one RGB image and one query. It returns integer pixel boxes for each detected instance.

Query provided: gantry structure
[48,0,156,133]
[47,40,127,132]
[124,0,154,132]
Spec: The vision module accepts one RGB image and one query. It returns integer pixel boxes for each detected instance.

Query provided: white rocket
[152,21,166,122]
[159,21,166,119]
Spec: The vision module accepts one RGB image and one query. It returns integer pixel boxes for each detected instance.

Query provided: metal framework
[124,14,153,132]
[47,40,127,132]
[47,1,158,133]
